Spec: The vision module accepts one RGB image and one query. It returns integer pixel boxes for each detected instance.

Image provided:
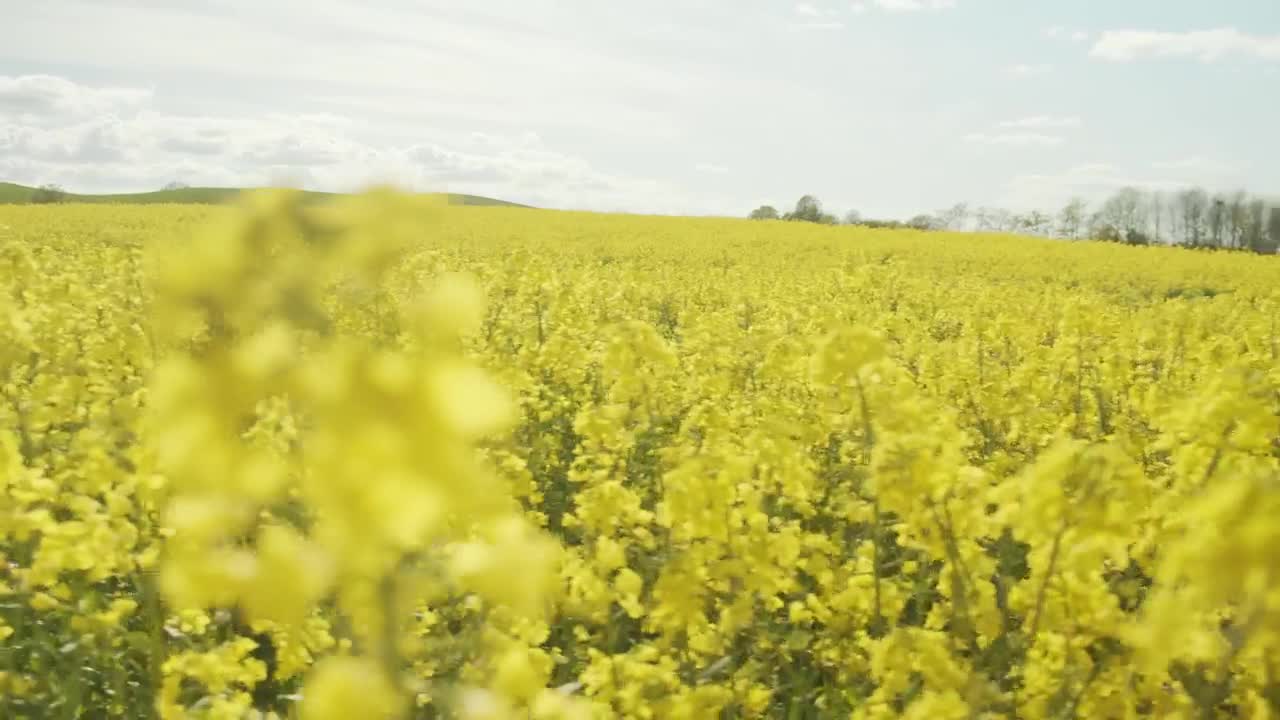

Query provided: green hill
[0,182,531,208]
[0,182,38,203]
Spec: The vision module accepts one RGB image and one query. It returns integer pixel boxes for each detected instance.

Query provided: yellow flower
[491,645,548,702]
[300,656,401,720]
[240,524,335,628]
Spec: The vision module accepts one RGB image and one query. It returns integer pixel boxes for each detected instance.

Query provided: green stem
[927,501,977,652]
[853,376,884,635]
[1028,521,1068,648]
[377,574,413,717]
[141,570,167,707]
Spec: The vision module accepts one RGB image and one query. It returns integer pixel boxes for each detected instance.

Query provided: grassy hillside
[0,182,37,203]
[0,182,530,208]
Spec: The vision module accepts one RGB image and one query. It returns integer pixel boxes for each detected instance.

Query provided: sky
[1,0,1277,218]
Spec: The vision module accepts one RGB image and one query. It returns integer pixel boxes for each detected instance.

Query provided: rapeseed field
[2,191,1279,719]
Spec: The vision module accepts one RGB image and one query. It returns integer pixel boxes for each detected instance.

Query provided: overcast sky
[1,0,1277,218]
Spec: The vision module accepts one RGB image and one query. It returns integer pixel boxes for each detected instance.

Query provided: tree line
[30,184,69,204]
[751,187,1280,254]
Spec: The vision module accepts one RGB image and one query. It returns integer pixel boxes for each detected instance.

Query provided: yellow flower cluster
[2,194,1280,718]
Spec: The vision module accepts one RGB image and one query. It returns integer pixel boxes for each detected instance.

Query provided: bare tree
[1088,187,1147,242]
[937,202,970,231]
[1014,210,1053,236]
[1175,188,1210,247]
[1245,198,1268,252]
[786,185,1275,252]
[1057,198,1088,239]
[1225,191,1249,249]
[1268,207,1280,253]
[975,207,1015,233]
[1163,194,1180,245]
[1123,188,1146,233]
[1207,196,1228,248]
[1149,191,1165,244]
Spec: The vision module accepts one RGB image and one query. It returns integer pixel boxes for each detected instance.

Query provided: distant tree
[907,214,942,231]
[937,202,970,231]
[858,218,906,230]
[796,195,820,218]
[782,195,837,225]
[1207,197,1227,248]
[163,181,191,191]
[749,205,780,220]
[1014,210,1053,236]
[1226,190,1248,249]
[1096,187,1146,238]
[1244,199,1268,252]
[843,209,863,226]
[975,207,1015,233]
[1090,222,1123,244]
[1267,207,1280,254]
[1123,228,1152,246]
[783,194,814,220]
[893,186,1271,252]
[1057,198,1088,239]
[1162,193,1180,245]
[1148,191,1165,244]
[30,184,68,204]
[784,195,824,223]
[1175,188,1210,246]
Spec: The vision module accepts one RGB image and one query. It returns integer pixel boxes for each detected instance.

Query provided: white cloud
[0,1,710,148]
[1150,156,1211,171]
[872,0,956,11]
[1046,27,1090,43]
[1091,28,1280,63]
[1001,162,1194,209]
[0,74,698,212]
[790,1,858,28]
[2,3,1270,220]
[788,2,846,30]
[1006,64,1054,77]
[965,132,1064,147]
[1150,156,1240,178]
[1001,155,1253,211]
[965,116,1079,150]
[996,115,1082,130]
[832,0,958,14]
[0,74,151,119]
[789,21,846,30]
